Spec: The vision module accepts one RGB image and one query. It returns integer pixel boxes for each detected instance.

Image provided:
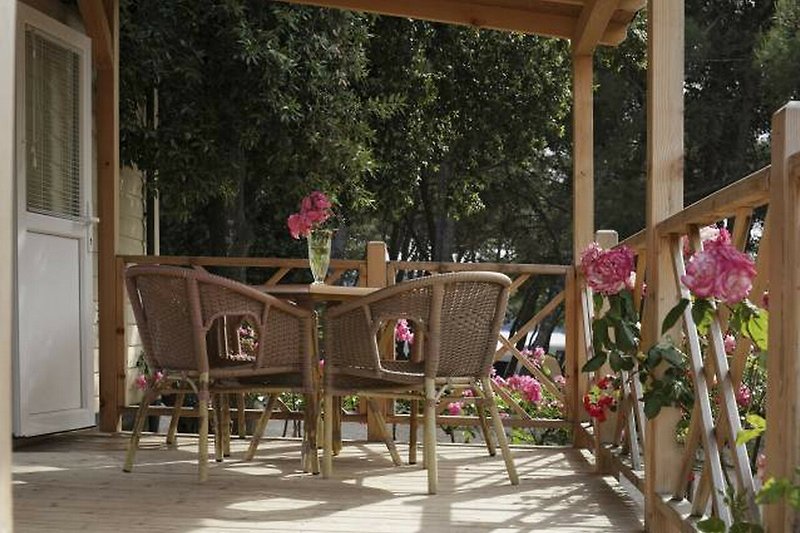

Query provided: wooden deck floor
[12,432,643,532]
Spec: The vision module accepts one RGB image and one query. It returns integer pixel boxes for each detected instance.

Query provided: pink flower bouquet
[287,191,335,239]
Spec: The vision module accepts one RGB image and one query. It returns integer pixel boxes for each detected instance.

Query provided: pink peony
[507,374,543,404]
[723,334,736,355]
[682,225,721,256]
[580,243,636,295]
[287,213,313,239]
[394,319,415,344]
[735,383,752,408]
[134,374,148,391]
[681,229,756,304]
[287,191,334,239]
[446,402,462,416]
[681,250,719,299]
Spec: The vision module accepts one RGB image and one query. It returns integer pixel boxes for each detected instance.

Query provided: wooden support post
[644,1,685,530]
[764,102,800,532]
[365,241,389,441]
[0,0,16,528]
[96,0,122,432]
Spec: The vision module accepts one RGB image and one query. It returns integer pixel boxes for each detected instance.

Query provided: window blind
[25,28,81,219]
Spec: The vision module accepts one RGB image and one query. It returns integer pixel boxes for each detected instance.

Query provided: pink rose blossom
[287,191,334,239]
[394,319,415,344]
[681,229,756,304]
[580,243,636,296]
[682,225,720,256]
[134,374,148,391]
[461,389,474,398]
[723,334,736,355]
[153,371,164,383]
[446,402,462,416]
[735,383,752,408]
[507,374,543,404]
[554,375,566,388]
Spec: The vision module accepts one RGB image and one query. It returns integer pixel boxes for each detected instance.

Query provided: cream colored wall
[2,2,17,530]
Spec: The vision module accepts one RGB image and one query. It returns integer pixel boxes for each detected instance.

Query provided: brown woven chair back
[325,271,510,382]
[126,265,313,381]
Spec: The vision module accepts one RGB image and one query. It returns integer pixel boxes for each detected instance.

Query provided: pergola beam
[280,0,630,45]
[572,0,621,55]
[77,0,114,70]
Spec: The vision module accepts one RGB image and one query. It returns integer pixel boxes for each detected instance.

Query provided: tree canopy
[120,0,799,265]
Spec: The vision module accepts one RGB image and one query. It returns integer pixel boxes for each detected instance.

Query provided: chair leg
[302,392,320,474]
[424,378,438,495]
[481,377,519,486]
[212,394,224,463]
[323,393,333,479]
[366,398,401,466]
[222,394,231,457]
[166,392,185,447]
[237,393,247,439]
[198,373,210,482]
[244,394,277,461]
[123,388,156,472]
[332,396,342,456]
[409,399,418,465]
[475,389,496,457]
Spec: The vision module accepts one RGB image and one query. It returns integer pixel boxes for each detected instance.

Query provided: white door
[14,4,95,436]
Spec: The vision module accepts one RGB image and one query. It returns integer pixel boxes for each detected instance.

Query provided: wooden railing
[578,103,800,531]
[113,246,577,446]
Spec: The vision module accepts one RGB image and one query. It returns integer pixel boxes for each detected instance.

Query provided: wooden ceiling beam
[572,0,621,55]
[282,0,632,45]
[77,0,113,69]
[282,0,576,39]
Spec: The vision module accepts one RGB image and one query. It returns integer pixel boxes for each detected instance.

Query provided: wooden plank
[13,433,644,532]
[496,290,565,352]
[499,336,565,403]
[564,267,581,440]
[764,102,800,532]
[644,2,686,528]
[121,254,366,270]
[389,260,570,275]
[507,273,531,295]
[572,0,620,55]
[656,166,770,237]
[279,0,632,45]
[572,53,594,257]
[77,0,113,69]
[265,267,291,286]
[0,0,16,529]
[98,0,121,433]
[619,228,646,251]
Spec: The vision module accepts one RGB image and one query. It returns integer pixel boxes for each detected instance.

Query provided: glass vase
[307,229,332,284]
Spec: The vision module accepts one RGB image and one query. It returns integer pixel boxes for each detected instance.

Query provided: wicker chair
[123,265,318,481]
[322,271,519,494]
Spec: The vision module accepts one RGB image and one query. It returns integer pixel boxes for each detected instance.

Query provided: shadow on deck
[12,431,643,532]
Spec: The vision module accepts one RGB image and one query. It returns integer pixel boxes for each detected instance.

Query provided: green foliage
[736,413,766,446]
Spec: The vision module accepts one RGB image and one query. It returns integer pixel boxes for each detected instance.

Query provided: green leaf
[582,353,607,373]
[643,394,663,419]
[615,321,637,351]
[757,477,790,505]
[736,414,767,445]
[593,292,605,314]
[692,299,715,335]
[609,350,624,372]
[592,317,609,352]
[745,310,769,351]
[661,345,686,367]
[662,298,690,334]
[697,517,726,533]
